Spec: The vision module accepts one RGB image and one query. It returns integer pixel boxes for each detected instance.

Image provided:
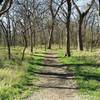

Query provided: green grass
[57,49,100,100]
[0,47,45,100]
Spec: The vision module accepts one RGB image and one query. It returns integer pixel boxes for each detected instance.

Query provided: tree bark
[78,16,84,51]
[72,0,95,51]
[48,20,54,49]
[21,31,27,61]
[66,0,71,57]
[6,12,11,59]
[99,0,100,16]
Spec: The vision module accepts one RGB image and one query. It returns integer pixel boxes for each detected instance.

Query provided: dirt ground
[26,52,83,100]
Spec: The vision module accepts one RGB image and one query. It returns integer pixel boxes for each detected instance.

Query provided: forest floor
[0,47,99,99]
[27,51,82,100]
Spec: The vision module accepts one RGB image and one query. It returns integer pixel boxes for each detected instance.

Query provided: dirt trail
[26,52,82,100]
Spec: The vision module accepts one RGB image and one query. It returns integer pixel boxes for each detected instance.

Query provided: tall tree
[72,0,95,51]
[0,13,12,60]
[66,0,71,57]
[48,0,65,49]
[57,0,72,56]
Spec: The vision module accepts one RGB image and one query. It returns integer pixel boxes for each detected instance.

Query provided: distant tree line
[0,0,100,60]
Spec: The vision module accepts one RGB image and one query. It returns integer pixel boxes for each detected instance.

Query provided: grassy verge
[0,47,45,100]
[57,49,100,100]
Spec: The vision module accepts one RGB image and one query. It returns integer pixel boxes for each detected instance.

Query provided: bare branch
[0,0,13,16]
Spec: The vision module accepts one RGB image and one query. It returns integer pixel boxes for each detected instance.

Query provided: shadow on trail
[31,62,100,68]
[34,71,74,78]
[34,54,61,59]
[33,54,100,68]
[35,85,78,90]
[33,72,78,90]
[42,52,57,55]
[32,52,100,91]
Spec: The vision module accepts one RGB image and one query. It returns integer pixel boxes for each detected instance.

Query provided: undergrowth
[0,47,45,100]
[58,49,100,100]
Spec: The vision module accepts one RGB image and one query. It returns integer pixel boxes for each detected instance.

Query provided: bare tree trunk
[99,0,100,16]
[48,0,64,49]
[33,29,36,47]
[30,30,33,53]
[12,22,16,48]
[58,32,61,49]
[20,12,28,61]
[78,16,83,51]
[1,19,11,60]
[22,31,27,61]
[65,0,71,57]
[43,31,47,51]
[6,12,11,59]
[72,0,95,51]
[48,20,54,49]
[90,14,95,51]
[29,18,34,53]
[61,30,64,48]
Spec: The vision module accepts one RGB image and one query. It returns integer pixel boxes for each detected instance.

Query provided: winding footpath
[26,52,82,100]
